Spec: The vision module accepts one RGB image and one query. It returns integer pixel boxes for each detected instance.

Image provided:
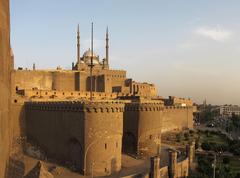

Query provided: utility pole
[213,154,216,178]
[89,22,94,101]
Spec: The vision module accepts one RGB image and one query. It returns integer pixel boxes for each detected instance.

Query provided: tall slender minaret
[77,24,80,64]
[105,27,109,67]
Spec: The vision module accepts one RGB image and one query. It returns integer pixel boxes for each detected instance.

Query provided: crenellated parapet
[25,100,125,113]
[123,102,163,157]
[125,102,164,112]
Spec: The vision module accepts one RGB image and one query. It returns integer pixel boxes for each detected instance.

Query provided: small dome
[83,48,97,58]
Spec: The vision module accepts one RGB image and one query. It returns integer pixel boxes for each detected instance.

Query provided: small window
[14,99,17,103]
[105,168,107,172]
[105,143,107,149]
[116,142,118,148]
[149,135,152,139]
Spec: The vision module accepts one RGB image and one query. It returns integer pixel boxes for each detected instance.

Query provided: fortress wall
[124,103,163,156]
[104,70,126,78]
[159,166,169,178]
[25,101,124,176]
[150,154,191,178]
[123,104,139,154]
[96,75,105,92]
[162,107,193,133]
[21,89,118,100]
[157,158,189,178]
[137,103,163,156]
[103,70,127,93]
[176,158,189,177]
[131,82,157,98]
[10,102,25,155]
[12,70,53,92]
[0,0,11,177]
[52,71,75,91]
[79,71,87,91]
[25,102,85,170]
[12,70,85,93]
[84,102,124,176]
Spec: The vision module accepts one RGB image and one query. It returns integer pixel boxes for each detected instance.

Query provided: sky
[10,0,240,105]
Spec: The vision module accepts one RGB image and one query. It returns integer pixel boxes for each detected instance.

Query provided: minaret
[77,24,80,64]
[105,27,109,67]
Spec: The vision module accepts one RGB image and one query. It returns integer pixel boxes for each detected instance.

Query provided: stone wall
[84,101,124,176]
[10,102,25,155]
[15,89,118,100]
[12,68,157,98]
[25,101,124,177]
[123,102,163,156]
[131,81,157,98]
[150,147,192,178]
[12,70,53,91]
[161,106,193,133]
[0,0,11,177]
[25,101,85,170]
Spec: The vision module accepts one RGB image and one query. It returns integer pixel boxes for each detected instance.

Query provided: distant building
[163,96,193,107]
[219,105,240,117]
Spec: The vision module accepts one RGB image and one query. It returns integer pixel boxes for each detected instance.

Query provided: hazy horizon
[10,0,240,105]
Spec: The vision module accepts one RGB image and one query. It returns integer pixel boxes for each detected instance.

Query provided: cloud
[195,26,232,42]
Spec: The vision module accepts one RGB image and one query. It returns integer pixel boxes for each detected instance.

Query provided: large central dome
[83,48,97,58]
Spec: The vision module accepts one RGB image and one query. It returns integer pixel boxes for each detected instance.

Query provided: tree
[223,157,230,164]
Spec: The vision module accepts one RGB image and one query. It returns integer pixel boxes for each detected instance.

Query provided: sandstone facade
[0,0,11,177]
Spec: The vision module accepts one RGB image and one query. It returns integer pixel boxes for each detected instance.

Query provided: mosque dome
[85,58,99,65]
[83,48,99,65]
[83,48,98,58]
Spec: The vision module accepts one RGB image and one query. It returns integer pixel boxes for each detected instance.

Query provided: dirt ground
[23,154,150,178]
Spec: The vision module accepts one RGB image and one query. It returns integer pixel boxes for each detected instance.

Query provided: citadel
[1,1,196,178]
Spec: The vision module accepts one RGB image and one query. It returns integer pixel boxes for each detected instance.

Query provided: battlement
[125,102,164,111]
[25,100,125,113]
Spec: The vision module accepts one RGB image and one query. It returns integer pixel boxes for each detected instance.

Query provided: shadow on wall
[122,132,137,154]
[6,158,25,178]
[74,72,80,91]
[68,138,83,174]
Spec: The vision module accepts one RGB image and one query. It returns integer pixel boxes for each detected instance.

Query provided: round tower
[83,101,124,176]
[137,102,163,156]
[123,101,164,157]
